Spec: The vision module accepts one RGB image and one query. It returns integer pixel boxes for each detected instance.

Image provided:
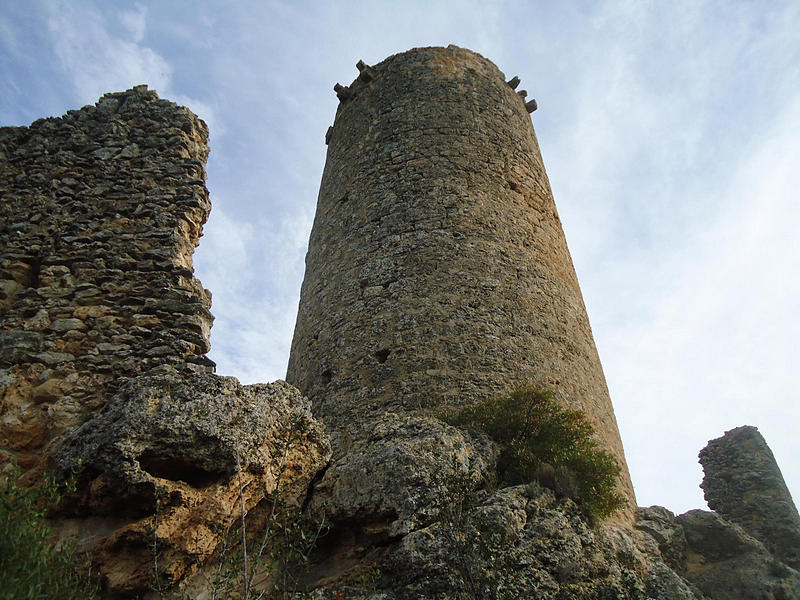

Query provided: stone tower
[287,45,635,515]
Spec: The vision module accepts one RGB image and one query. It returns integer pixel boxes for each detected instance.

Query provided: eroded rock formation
[55,373,330,595]
[700,425,800,570]
[390,487,700,600]
[678,509,800,599]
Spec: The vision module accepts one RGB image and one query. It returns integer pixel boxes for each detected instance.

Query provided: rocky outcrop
[699,425,800,570]
[306,413,498,539]
[361,424,800,600]
[56,373,327,505]
[53,372,330,596]
[677,509,800,600]
[635,506,689,573]
[384,485,701,600]
[634,504,800,600]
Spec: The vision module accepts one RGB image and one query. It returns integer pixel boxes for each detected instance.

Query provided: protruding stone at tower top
[287,45,635,518]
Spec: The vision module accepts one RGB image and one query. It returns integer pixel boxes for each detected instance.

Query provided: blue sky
[2,0,799,515]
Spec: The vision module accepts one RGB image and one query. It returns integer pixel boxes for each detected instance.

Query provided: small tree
[442,386,626,521]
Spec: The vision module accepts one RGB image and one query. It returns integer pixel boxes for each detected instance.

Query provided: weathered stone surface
[385,485,699,600]
[367,427,800,599]
[0,87,323,597]
[307,413,498,537]
[55,372,330,596]
[636,506,689,573]
[678,509,800,600]
[0,330,41,366]
[0,86,214,472]
[699,425,800,570]
[287,44,635,529]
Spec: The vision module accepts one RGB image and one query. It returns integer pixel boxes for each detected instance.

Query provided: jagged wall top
[0,86,214,469]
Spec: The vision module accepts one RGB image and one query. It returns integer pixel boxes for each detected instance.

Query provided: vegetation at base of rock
[429,465,521,600]
[442,386,627,521]
[0,466,99,600]
[153,413,329,600]
[185,503,326,600]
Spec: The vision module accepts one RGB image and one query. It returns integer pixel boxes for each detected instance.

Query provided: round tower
[287,45,635,511]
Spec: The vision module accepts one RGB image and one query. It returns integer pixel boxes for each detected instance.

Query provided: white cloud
[45,1,171,102]
[194,204,255,299]
[523,0,800,512]
[607,92,800,512]
[43,0,215,130]
[193,200,314,384]
[119,3,148,43]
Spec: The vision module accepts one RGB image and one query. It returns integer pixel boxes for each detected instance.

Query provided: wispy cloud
[612,94,800,511]
[42,1,217,131]
[119,3,148,43]
[537,0,800,511]
[45,1,171,101]
[194,200,314,384]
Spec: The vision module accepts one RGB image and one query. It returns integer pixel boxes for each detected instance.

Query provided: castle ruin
[1,46,799,600]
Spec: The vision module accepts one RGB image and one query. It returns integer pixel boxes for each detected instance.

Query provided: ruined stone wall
[0,89,333,597]
[287,45,635,514]
[0,86,214,472]
[700,425,800,571]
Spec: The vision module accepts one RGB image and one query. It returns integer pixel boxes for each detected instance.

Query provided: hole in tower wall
[374,348,390,364]
[29,256,41,289]
[321,368,333,384]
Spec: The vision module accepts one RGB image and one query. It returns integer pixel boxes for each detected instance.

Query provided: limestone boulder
[678,509,800,600]
[55,371,330,596]
[635,505,689,573]
[385,485,700,600]
[307,412,498,538]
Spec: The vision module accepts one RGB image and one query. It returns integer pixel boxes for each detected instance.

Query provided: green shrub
[442,386,626,521]
[0,466,98,600]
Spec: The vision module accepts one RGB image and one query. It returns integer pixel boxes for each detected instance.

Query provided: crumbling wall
[700,425,800,570]
[0,87,331,597]
[0,85,214,471]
